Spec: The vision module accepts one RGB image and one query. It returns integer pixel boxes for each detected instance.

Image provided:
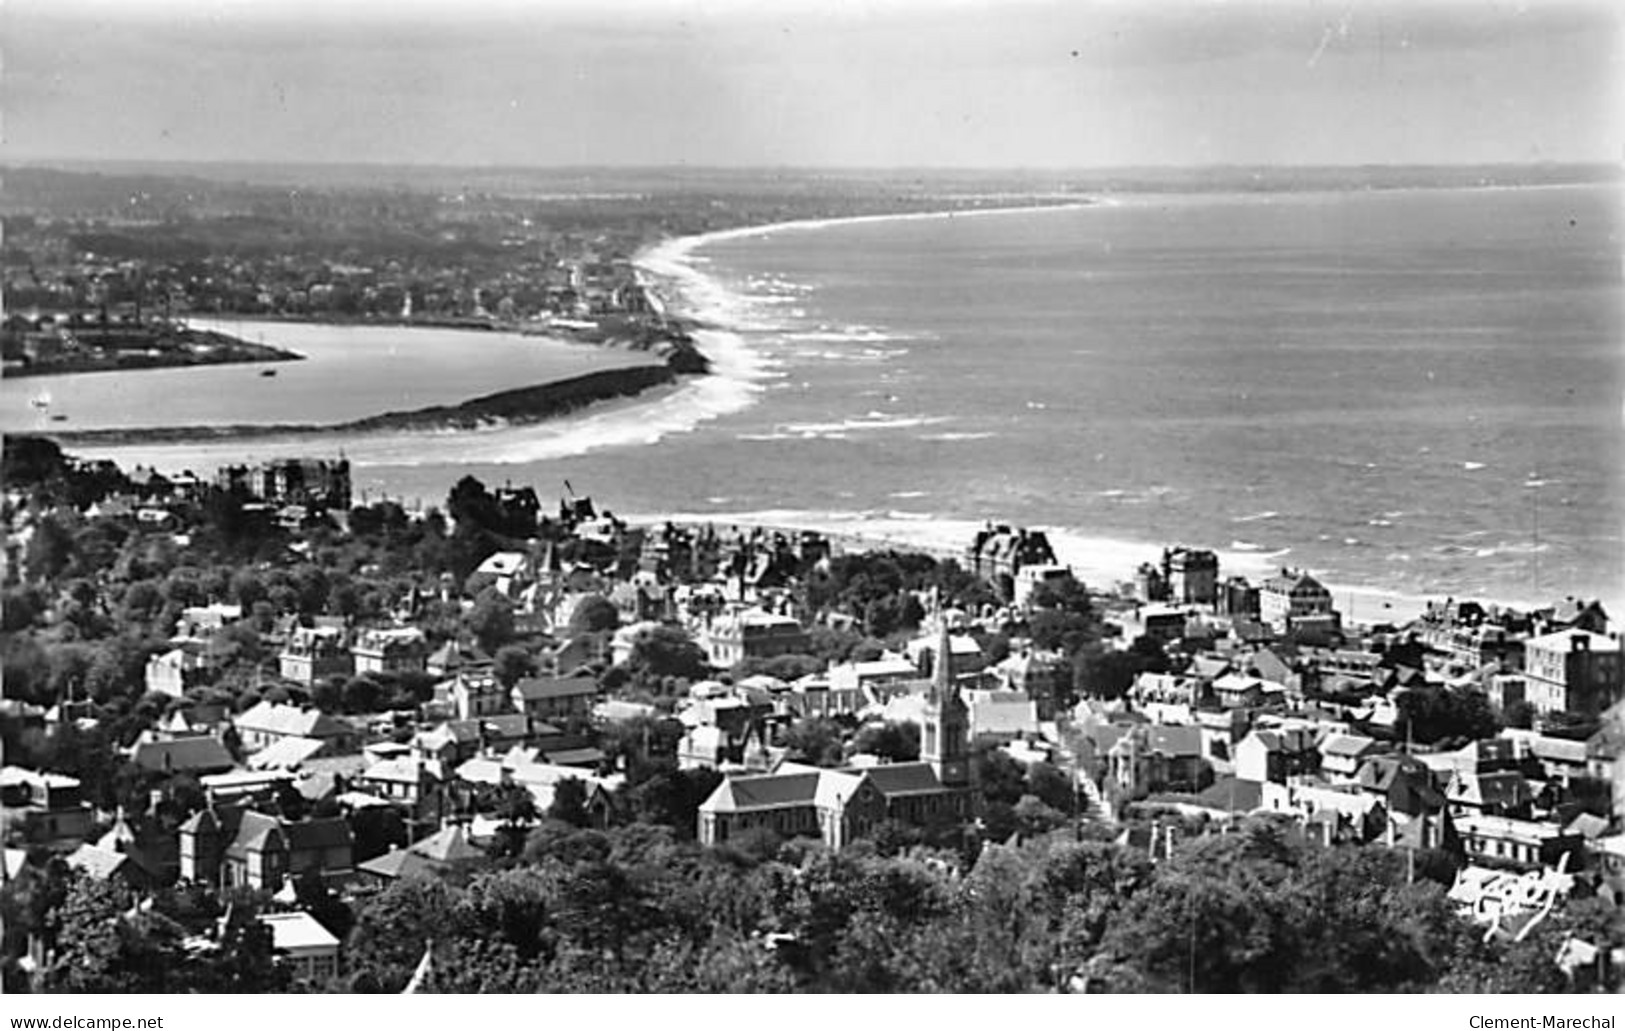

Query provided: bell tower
[922,612,970,788]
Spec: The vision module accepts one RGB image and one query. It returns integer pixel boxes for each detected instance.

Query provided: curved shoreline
[626,199,1622,622]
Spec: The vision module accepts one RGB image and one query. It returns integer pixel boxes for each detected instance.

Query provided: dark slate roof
[704,771,821,813]
[408,823,483,864]
[860,762,948,797]
[357,848,436,880]
[513,676,599,701]
[130,737,236,774]
[542,747,606,767]
[283,817,354,852]
[1193,776,1264,814]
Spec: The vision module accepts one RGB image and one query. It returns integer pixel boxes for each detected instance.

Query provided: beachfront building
[1521,629,1624,717]
[1260,569,1337,632]
[1163,547,1220,606]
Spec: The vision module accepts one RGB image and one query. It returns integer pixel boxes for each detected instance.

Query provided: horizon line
[5,156,1622,177]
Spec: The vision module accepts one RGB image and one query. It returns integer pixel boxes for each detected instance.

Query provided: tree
[852,721,920,762]
[26,514,77,581]
[1396,686,1501,746]
[342,675,383,714]
[568,596,620,634]
[493,644,536,689]
[783,717,846,767]
[625,625,710,687]
[548,777,591,828]
[43,876,186,992]
[467,589,515,654]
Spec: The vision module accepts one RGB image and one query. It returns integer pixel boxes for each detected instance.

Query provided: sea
[40,183,1625,620]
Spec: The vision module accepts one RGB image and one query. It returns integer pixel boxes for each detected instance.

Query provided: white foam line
[635,200,1098,272]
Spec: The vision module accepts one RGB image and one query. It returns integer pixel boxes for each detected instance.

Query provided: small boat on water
[50,414,68,422]
[260,368,278,377]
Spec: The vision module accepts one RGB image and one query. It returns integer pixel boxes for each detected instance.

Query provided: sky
[2,0,1621,169]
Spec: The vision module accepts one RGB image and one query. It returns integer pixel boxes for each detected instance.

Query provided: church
[696,618,975,849]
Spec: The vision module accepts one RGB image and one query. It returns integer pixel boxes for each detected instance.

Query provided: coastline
[626,508,1441,627]
[623,195,1619,625]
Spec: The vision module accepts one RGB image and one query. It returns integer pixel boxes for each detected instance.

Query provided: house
[965,690,1040,742]
[1211,673,1265,709]
[1129,671,1203,709]
[1447,771,1536,819]
[1356,753,1451,851]
[1108,725,1208,798]
[1318,733,1381,781]
[1541,597,1610,635]
[828,657,920,711]
[234,701,356,755]
[1234,727,1320,785]
[699,608,810,668]
[905,630,988,683]
[171,603,244,644]
[198,769,298,805]
[510,674,598,723]
[128,736,237,777]
[356,821,486,884]
[245,736,331,772]
[1162,547,1220,606]
[178,807,353,891]
[1521,629,1623,717]
[355,757,445,807]
[0,767,95,851]
[474,551,533,596]
[1144,775,1265,823]
[965,524,1058,595]
[1013,563,1073,610]
[144,644,210,699]
[66,843,150,888]
[425,641,493,679]
[260,912,341,984]
[93,810,177,884]
[1259,569,1337,631]
[442,671,509,721]
[678,721,775,772]
[278,625,352,686]
[351,627,427,676]
[1455,813,1576,873]
[994,648,1072,718]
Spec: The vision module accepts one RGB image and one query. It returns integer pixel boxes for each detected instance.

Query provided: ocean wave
[776,414,950,435]
[788,326,922,345]
[888,490,929,498]
[918,431,996,441]
[1472,541,1551,559]
[1232,510,1280,523]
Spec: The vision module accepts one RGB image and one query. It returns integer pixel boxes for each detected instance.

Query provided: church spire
[922,589,969,788]
[933,600,954,698]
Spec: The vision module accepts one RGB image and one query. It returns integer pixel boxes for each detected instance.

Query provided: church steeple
[922,599,970,788]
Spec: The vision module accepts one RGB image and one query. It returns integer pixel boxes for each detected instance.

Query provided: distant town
[2,434,1620,993]
[0,165,1091,382]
